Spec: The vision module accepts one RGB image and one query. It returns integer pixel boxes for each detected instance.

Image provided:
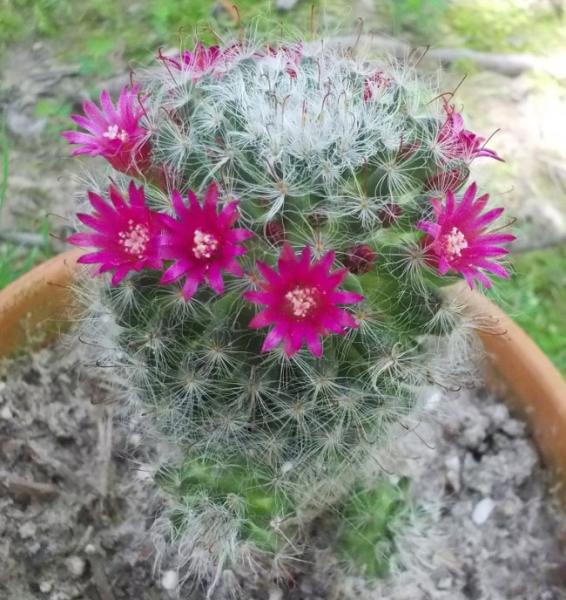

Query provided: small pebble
[28,541,41,555]
[502,418,525,438]
[84,543,96,555]
[437,576,453,590]
[19,522,36,539]
[161,570,178,591]
[65,555,86,578]
[472,498,496,525]
[136,468,153,481]
[268,587,284,600]
[444,454,462,493]
[0,404,12,420]
[39,581,53,593]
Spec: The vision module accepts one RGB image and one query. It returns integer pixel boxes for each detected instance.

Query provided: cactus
[64,35,514,596]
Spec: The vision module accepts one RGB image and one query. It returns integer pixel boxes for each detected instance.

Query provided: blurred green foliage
[34,98,73,137]
[0,124,52,290]
[0,0,322,70]
[385,0,449,42]
[1,0,564,67]
[490,246,566,376]
[0,121,7,213]
[0,235,51,290]
[445,0,565,53]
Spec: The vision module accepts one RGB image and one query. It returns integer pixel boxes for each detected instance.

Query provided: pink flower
[158,182,253,299]
[437,102,503,162]
[244,245,364,358]
[159,43,237,78]
[62,85,151,175]
[258,43,303,78]
[417,182,515,289]
[68,182,162,285]
[363,70,392,101]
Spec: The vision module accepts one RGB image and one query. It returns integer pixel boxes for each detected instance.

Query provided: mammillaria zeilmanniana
[64,37,514,595]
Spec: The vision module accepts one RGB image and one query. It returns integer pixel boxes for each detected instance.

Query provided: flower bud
[378,203,403,228]
[344,244,377,274]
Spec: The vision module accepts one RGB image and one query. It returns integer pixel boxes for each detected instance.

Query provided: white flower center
[103,124,129,143]
[192,229,218,259]
[443,226,468,258]
[285,286,318,318]
[119,220,150,259]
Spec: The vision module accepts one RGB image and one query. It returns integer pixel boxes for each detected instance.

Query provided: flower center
[442,226,468,258]
[103,124,129,143]
[192,229,219,259]
[119,220,150,259]
[285,286,318,319]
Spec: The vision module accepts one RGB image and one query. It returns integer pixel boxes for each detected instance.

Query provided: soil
[1,341,565,600]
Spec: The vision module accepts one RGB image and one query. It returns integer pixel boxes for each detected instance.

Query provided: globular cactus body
[64,35,514,594]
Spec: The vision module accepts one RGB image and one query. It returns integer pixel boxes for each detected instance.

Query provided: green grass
[373,0,566,55]
[443,0,566,54]
[0,123,52,290]
[384,0,450,43]
[489,246,566,376]
[0,240,51,289]
[0,121,8,213]
[0,0,327,72]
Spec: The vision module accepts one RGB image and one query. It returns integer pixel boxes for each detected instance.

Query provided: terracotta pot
[0,249,82,358]
[1,253,566,482]
[448,283,566,485]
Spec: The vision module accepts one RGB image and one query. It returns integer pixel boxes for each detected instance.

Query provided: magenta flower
[68,182,162,285]
[159,43,236,78]
[363,70,392,101]
[262,43,303,78]
[437,102,503,162]
[244,245,364,358]
[158,182,253,300]
[417,182,515,289]
[62,85,151,176]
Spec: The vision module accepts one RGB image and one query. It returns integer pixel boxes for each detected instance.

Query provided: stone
[84,543,96,555]
[161,570,178,591]
[268,587,284,600]
[0,404,12,420]
[472,498,496,525]
[65,556,86,578]
[445,454,462,493]
[437,576,453,590]
[19,522,36,539]
[39,581,53,593]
